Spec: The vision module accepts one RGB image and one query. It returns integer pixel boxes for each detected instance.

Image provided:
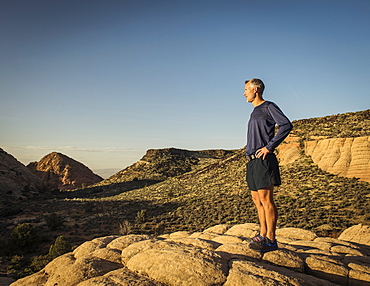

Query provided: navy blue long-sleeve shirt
[246,101,292,156]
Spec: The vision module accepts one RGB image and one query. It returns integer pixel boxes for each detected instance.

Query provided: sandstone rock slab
[225,259,337,286]
[224,223,260,238]
[77,267,165,286]
[106,234,152,251]
[338,224,370,246]
[305,254,349,285]
[204,224,232,234]
[125,241,228,286]
[263,249,305,273]
[276,227,318,241]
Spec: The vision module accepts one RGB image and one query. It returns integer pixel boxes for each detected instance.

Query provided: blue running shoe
[248,233,264,243]
[250,238,278,253]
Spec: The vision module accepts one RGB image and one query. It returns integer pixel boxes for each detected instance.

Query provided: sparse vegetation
[1,109,369,279]
[48,236,72,260]
[44,213,64,230]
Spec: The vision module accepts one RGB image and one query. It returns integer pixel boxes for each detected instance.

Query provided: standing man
[244,78,292,252]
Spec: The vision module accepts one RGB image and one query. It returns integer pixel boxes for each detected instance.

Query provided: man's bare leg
[251,191,267,237]
[255,185,277,241]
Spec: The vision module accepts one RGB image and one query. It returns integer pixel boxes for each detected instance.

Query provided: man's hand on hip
[256,147,270,160]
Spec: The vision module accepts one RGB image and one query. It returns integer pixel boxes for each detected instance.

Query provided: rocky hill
[0,148,43,200]
[290,109,370,139]
[99,148,235,185]
[27,152,103,190]
[10,223,370,286]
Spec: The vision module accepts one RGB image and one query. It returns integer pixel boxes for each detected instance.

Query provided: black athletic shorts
[246,153,281,191]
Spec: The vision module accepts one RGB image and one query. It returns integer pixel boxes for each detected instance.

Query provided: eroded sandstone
[10,223,370,286]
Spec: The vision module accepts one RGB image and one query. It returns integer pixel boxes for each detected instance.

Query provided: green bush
[10,223,40,253]
[29,255,51,273]
[48,236,72,260]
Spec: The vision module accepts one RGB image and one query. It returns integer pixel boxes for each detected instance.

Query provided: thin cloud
[3,146,137,153]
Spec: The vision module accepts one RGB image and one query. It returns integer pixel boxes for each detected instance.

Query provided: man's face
[244,82,256,103]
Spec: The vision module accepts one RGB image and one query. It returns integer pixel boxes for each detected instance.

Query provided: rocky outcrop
[11,223,370,286]
[277,136,302,165]
[305,136,370,183]
[278,136,370,183]
[338,224,370,246]
[27,152,103,190]
[0,148,42,197]
[100,148,234,185]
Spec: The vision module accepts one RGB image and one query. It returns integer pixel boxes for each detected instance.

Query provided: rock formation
[278,135,370,183]
[11,223,370,286]
[0,148,42,198]
[27,152,103,190]
[305,136,370,183]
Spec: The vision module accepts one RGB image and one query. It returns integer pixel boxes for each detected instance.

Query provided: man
[244,78,292,252]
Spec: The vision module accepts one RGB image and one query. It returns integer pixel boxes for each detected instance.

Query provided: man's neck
[252,96,265,107]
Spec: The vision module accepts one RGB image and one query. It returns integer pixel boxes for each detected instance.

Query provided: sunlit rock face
[27,152,103,190]
[278,135,370,183]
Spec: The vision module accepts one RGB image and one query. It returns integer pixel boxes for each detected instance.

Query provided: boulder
[168,237,220,250]
[216,243,262,260]
[338,224,370,246]
[125,240,228,286]
[11,253,121,286]
[204,224,232,234]
[305,254,349,285]
[225,259,337,286]
[77,267,164,286]
[225,223,260,237]
[263,248,305,273]
[276,227,318,241]
[106,234,152,251]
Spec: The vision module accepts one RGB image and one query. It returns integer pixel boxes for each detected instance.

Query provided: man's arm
[266,103,293,151]
[256,103,293,159]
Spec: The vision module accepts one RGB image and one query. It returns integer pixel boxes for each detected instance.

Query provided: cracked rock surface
[11,223,370,286]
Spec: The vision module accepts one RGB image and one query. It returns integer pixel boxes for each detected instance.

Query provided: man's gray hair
[245,78,265,94]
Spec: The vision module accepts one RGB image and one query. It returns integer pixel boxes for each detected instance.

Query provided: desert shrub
[29,255,51,272]
[153,221,166,235]
[135,210,147,224]
[48,236,72,259]
[9,223,40,254]
[7,255,28,273]
[44,213,64,230]
[10,235,72,278]
[119,220,133,235]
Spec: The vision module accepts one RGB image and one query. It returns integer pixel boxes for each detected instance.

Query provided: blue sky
[1,0,369,177]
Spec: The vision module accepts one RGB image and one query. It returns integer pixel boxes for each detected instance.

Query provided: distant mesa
[99,147,236,186]
[27,152,103,191]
